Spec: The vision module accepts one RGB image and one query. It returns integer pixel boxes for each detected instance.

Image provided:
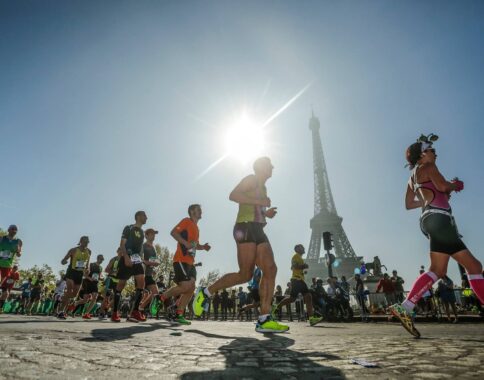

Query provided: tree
[154,245,174,283]
[18,264,57,292]
[198,269,221,288]
[0,228,6,237]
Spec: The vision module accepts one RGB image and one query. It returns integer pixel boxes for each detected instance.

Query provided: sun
[225,113,266,164]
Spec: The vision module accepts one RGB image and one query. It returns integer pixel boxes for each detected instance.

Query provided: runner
[0,264,20,312]
[111,211,147,323]
[0,225,22,283]
[193,157,289,333]
[139,228,161,318]
[389,134,484,337]
[18,277,32,314]
[26,273,44,315]
[53,275,67,315]
[80,254,104,319]
[99,249,122,319]
[237,267,261,319]
[57,236,91,319]
[158,205,211,325]
[272,244,323,326]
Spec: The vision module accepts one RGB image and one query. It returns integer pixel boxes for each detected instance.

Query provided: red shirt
[376,278,395,294]
[173,218,199,265]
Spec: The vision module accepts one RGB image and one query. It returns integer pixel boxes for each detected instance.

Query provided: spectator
[220,289,229,321]
[237,287,247,319]
[437,275,458,323]
[354,274,370,322]
[212,291,221,320]
[283,282,293,321]
[274,285,284,320]
[376,273,396,307]
[340,276,350,294]
[391,270,405,303]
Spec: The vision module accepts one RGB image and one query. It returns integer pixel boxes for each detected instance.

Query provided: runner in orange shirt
[159,204,211,325]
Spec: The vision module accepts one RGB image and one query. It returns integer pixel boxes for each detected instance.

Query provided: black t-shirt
[121,225,144,255]
[355,278,364,293]
[143,243,157,277]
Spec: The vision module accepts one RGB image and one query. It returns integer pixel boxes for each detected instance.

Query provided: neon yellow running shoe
[255,316,289,333]
[174,314,192,325]
[389,303,420,338]
[193,287,209,317]
[309,315,323,326]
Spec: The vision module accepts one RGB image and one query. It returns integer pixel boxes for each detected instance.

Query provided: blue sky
[1,1,483,288]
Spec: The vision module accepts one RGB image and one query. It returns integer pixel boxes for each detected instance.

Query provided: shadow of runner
[81,322,178,342]
[182,329,345,380]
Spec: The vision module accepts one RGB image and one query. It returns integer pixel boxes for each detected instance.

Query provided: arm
[170,226,192,250]
[104,258,114,274]
[61,249,74,265]
[405,182,423,210]
[229,175,270,207]
[196,242,211,251]
[16,239,22,257]
[427,164,459,193]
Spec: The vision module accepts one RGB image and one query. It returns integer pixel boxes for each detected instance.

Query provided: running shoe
[57,312,67,320]
[255,316,289,333]
[193,288,210,317]
[82,313,92,320]
[309,316,323,326]
[111,311,121,323]
[389,304,421,338]
[174,315,192,325]
[139,311,147,321]
[128,310,144,323]
[98,314,108,320]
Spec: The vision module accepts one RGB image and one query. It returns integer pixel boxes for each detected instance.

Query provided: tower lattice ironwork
[305,112,360,280]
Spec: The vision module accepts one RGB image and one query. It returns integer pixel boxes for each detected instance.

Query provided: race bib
[92,273,99,281]
[0,250,12,259]
[149,257,159,264]
[75,260,86,270]
[6,279,14,284]
[131,254,142,264]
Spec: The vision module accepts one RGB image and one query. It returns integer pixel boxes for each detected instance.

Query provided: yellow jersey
[291,253,305,281]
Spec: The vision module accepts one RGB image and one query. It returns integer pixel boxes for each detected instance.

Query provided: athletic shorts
[30,289,41,300]
[173,262,197,283]
[145,275,156,287]
[290,279,310,298]
[420,211,467,255]
[117,257,145,280]
[250,288,260,303]
[233,222,269,245]
[66,267,84,285]
[83,279,99,294]
[0,267,12,280]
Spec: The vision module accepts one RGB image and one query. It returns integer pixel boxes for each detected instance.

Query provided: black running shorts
[145,275,156,287]
[173,262,197,283]
[117,257,145,280]
[233,222,269,245]
[420,212,467,255]
[66,267,84,285]
[83,279,99,294]
[290,279,310,298]
[250,288,260,303]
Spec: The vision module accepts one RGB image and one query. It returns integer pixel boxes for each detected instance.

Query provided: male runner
[0,225,22,283]
[193,157,289,333]
[53,276,67,315]
[272,244,323,326]
[99,249,122,319]
[159,204,211,325]
[0,264,20,311]
[80,254,104,319]
[111,211,147,322]
[238,266,261,318]
[57,236,91,319]
[27,273,44,315]
[139,228,161,317]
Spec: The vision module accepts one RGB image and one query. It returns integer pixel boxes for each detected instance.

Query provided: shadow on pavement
[81,321,179,342]
[181,329,346,380]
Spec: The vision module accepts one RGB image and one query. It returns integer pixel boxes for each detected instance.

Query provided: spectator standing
[391,270,405,303]
[376,273,396,307]
[438,275,458,323]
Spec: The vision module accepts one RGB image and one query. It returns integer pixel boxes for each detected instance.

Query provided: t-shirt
[291,253,305,281]
[55,280,67,294]
[376,278,395,294]
[1,271,19,288]
[122,225,144,261]
[173,218,199,265]
[20,281,31,295]
[143,243,158,277]
[0,236,21,268]
[88,263,102,282]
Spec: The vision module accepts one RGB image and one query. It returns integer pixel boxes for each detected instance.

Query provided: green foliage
[155,245,174,282]
[18,264,57,292]
[0,228,6,237]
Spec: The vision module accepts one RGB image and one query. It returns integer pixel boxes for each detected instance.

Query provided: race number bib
[92,273,99,281]
[149,257,160,264]
[0,250,12,259]
[131,254,142,264]
[6,279,14,284]
[75,260,86,270]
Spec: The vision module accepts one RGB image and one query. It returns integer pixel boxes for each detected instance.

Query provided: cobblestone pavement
[0,314,483,379]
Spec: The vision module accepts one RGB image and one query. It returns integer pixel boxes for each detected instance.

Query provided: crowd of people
[1,144,484,337]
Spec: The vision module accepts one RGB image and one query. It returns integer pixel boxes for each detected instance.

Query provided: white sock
[204,288,212,297]
[402,300,415,313]
[258,314,270,322]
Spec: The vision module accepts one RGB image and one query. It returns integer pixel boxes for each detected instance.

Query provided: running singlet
[1,271,19,288]
[0,236,21,268]
[143,243,157,277]
[411,166,451,211]
[173,218,199,265]
[89,263,102,281]
[291,253,305,281]
[70,248,90,271]
[121,225,144,263]
[235,176,267,225]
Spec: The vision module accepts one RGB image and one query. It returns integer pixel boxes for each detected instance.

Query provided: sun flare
[225,113,265,164]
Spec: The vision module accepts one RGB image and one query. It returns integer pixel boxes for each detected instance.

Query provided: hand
[61,259,67,265]
[203,243,211,251]
[451,178,464,192]
[265,207,278,218]
[303,263,309,269]
[259,197,271,207]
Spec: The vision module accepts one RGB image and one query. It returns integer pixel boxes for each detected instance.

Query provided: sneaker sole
[390,309,421,338]
[310,319,323,327]
[255,328,289,333]
[127,317,140,323]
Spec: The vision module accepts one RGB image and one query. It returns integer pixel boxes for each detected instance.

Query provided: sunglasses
[424,148,436,154]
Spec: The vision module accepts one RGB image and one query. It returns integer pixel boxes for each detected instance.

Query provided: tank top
[88,262,102,281]
[236,177,267,224]
[0,236,20,268]
[411,165,451,211]
[70,248,90,271]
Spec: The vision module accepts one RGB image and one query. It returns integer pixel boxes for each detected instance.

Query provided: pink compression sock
[401,271,439,312]
[468,274,484,304]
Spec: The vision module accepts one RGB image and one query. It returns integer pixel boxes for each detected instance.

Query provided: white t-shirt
[54,280,67,295]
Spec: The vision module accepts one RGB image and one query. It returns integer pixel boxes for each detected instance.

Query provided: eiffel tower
[305,111,362,282]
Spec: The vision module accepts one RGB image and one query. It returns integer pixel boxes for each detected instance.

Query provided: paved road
[0,314,483,379]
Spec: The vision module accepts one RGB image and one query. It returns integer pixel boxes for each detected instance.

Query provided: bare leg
[255,242,277,315]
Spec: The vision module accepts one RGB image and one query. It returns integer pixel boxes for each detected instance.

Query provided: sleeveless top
[236,177,267,224]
